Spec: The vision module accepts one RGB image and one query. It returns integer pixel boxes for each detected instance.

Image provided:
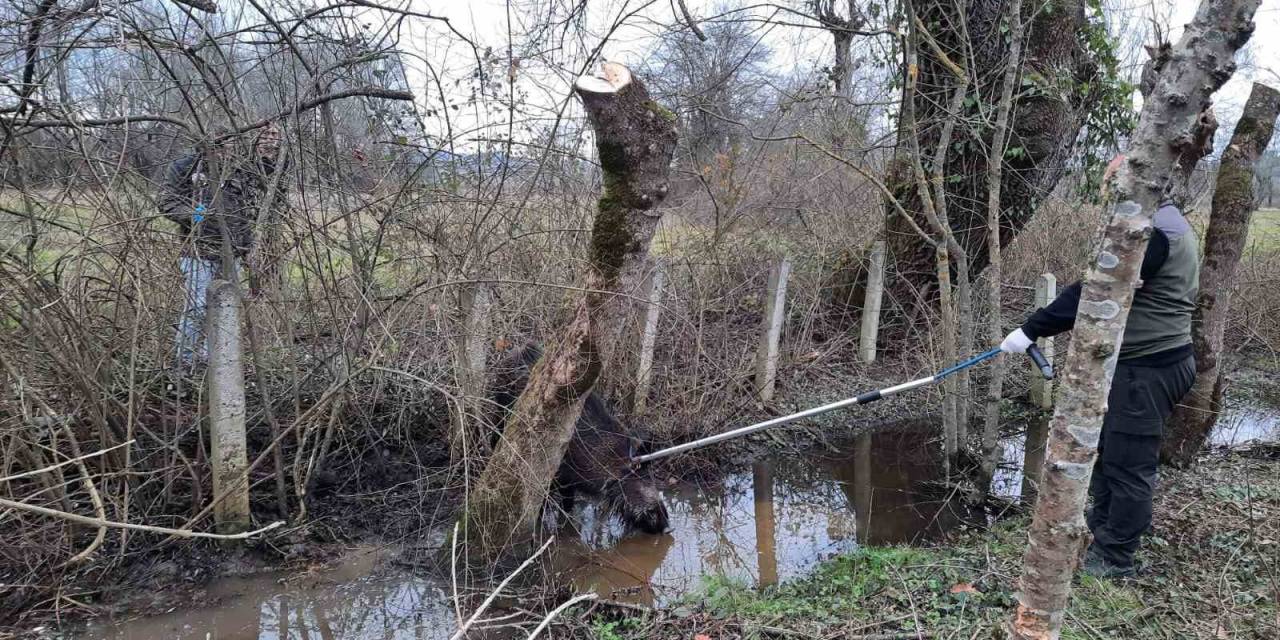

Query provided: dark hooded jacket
[159,152,281,259]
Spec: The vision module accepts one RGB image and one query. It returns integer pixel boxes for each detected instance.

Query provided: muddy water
[553,428,979,606]
[1210,403,1280,446]
[75,428,984,639]
[76,546,457,639]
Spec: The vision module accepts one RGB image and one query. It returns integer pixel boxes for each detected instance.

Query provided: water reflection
[81,426,999,639]
[752,461,778,587]
[1211,404,1280,446]
[77,547,457,640]
[820,428,981,545]
[561,426,983,604]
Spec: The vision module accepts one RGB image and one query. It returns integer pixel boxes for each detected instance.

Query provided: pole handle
[1027,343,1053,380]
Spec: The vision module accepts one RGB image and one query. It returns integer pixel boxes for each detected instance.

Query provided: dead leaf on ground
[949,582,980,594]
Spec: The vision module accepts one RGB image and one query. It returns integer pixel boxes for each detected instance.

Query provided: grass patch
[1248,208,1280,252]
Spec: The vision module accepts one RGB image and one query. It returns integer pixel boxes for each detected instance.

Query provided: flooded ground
[552,428,981,606]
[1210,402,1280,446]
[77,428,983,639]
[72,405,1280,640]
[75,546,457,639]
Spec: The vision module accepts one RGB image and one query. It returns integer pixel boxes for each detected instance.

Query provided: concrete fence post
[755,257,792,402]
[634,262,665,414]
[449,283,492,465]
[1029,273,1056,409]
[206,280,250,533]
[859,241,886,364]
[1021,273,1056,505]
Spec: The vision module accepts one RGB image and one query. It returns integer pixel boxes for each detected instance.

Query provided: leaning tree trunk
[459,63,677,561]
[1161,82,1280,468]
[1010,1,1260,638]
[854,0,1097,326]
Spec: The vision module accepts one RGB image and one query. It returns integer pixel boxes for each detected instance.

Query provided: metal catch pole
[632,346,1051,465]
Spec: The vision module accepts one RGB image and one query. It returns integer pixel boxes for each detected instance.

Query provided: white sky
[393,0,1280,152]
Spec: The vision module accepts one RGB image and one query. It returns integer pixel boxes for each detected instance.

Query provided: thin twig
[449,537,556,640]
[525,593,597,639]
[0,440,133,483]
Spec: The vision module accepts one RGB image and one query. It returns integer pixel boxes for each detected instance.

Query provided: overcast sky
[397,0,1280,152]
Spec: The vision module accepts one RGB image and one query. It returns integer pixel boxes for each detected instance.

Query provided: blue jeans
[175,256,218,367]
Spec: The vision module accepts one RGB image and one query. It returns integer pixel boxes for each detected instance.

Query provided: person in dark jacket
[162,124,283,366]
[1000,157,1198,578]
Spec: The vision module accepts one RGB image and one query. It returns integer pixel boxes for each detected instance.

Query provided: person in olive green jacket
[1001,158,1198,578]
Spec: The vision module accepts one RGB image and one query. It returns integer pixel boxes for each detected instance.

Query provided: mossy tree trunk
[459,63,677,561]
[1010,1,1260,637]
[1162,82,1280,468]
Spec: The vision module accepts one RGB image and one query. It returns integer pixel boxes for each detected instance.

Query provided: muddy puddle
[69,400,1280,639]
[77,428,988,639]
[1209,403,1280,447]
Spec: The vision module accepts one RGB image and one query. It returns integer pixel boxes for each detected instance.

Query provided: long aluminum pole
[630,347,1023,465]
[631,373,939,464]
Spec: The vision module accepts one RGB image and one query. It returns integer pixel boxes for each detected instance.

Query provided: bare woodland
[1,0,1279,637]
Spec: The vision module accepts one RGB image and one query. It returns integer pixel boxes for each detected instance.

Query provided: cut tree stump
[458,63,677,562]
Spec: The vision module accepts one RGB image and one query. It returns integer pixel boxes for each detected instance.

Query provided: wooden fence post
[634,262,665,414]
[206,280,250,534]
[449,283,492,465]
[859,241,886,364]
[755,257,791,402]
[1029,273,1056,409]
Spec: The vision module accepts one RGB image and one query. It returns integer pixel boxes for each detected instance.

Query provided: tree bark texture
[1010,2,1260,638]
[1161,82,1280,468]
[812,1,862,100]
[878,0,1098,324]
[449,283,493,466]
[459,63,677,560]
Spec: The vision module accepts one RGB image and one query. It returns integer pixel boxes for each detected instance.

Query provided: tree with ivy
[828,0,1134,328]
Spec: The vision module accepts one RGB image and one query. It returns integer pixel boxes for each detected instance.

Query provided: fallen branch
[0,440,133,483]
[0,497,284,540]
[525,593,598,639]
[449,537,556,640]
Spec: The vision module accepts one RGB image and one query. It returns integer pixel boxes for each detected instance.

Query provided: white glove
[1000,328,1033,354]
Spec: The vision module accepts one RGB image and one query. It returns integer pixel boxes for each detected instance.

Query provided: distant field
[1250,207,1280,252]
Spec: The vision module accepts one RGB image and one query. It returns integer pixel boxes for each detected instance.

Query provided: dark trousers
[1087,355,1195,566]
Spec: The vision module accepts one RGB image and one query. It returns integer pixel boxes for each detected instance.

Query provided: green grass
[1248,208,1280,252]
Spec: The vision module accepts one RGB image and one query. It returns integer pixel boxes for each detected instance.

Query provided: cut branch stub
[574,63,676,285]
[575,62,678,215]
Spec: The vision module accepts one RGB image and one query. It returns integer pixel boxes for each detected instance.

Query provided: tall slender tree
[1010,1,1260,637]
